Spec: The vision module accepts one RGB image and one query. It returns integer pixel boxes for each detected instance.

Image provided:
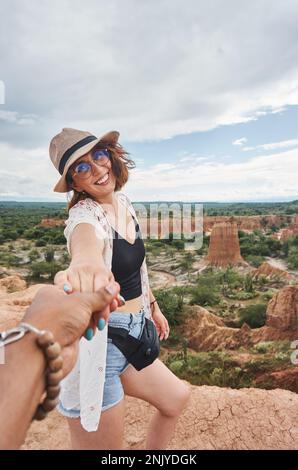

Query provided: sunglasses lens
[92,149,110,163]
[75,162,91,175]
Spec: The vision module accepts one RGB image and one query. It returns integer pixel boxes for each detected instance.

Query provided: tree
[44,248,55,262]
[243,274,254,293]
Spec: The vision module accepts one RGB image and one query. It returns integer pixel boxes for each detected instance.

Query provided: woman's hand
[23,281,120,376]
[151,305,170,341]
[54,261,123,331]
[55,260,113,294]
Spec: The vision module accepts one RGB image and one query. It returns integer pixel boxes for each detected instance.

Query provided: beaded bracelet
[2,322,64,421]
[32,328,63,421]
[150,299,157,306]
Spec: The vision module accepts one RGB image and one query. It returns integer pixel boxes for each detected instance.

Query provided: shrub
[291,235,298,246]
[226,291,257,300]
[169,360,184,374]
[178,252,193,271]
[165,351,252,388]
[219,267,243,288]
[52,233,66,245]
[0,253,21,266]
[243,274,254,292]
[189,285,220,306]
[29,261,64,280]
[288,247,298,269]
[260,290,275,301]
[237,303,267,328]
[28,249,40,262]
[253,341,274,353]
[153,287,186,327]
[171,240,185,250]
[5,230,18,241]
[35,239,47,247]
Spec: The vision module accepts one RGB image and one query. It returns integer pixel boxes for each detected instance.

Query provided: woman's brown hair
[66,141,135,211]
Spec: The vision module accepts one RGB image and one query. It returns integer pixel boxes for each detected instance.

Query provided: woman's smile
[94,171,110,186]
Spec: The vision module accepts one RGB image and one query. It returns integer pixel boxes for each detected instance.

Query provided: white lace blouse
[59,192,151,432]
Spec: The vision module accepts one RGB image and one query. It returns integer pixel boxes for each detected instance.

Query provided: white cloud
[0,0,298,202]
[0,141,297,202]
[242,139,298,152]
[124,148,298,202]
[0,110,38,126]
[232,137,247,146]
[0,142,65,201]
[179,154,209,163]
[0,0,298,145]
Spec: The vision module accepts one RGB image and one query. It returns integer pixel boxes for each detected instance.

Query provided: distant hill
[0,199,297,216]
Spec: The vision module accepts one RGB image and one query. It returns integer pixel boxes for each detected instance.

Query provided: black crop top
[111,215,145,301]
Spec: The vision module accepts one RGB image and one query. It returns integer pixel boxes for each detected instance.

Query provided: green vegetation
[189,285,220,306]
[165,350,284,388]
[0,202,66,244]
[29,261,65,280]
[165,340,294,389]
[202,200,298,216]
[239,230,282,259]
[153,286,187,327]
[0,200,297,392]
[286,235,298,269]
[237,303,267,328]
[166,351,252,388]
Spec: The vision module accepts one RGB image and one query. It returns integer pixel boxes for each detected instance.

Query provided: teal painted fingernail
[63,284,71,293]
[97,319,106,331]
[85,328,94,340]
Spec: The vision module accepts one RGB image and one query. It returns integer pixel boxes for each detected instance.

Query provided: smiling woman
[48,127,190,450]
[64,136,136,210]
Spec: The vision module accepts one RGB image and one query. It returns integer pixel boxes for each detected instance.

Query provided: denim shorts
[58,308,146,418]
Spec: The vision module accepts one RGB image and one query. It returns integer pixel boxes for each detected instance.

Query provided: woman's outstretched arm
[55,223,116,331]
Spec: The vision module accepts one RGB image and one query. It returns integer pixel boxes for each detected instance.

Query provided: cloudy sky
[0,0,297,202]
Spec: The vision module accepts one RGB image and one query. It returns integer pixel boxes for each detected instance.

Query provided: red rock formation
[203,214,297,233]
[255,367,298,394]
[204,216,262,232]
[0,284,44,331]
[182,305,252,351]
[40,218,64,227]
[252,262,292,280]
[266,285,298,331]
[137,214,298,238]
[206,220,246,267]
[279,226,298,241]
[183,286,298,351]
[0,275,27,293]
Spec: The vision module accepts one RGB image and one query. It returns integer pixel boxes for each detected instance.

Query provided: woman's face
[68,147,116,198]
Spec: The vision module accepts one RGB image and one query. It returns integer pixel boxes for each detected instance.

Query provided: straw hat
[49,127,119,192]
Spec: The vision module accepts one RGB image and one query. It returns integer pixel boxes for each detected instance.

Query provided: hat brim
[53,130,120,193]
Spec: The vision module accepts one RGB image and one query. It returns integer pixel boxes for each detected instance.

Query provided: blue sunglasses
[71,148,111,179]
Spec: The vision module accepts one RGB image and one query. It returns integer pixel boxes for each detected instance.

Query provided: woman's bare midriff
[114,294,143,314]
